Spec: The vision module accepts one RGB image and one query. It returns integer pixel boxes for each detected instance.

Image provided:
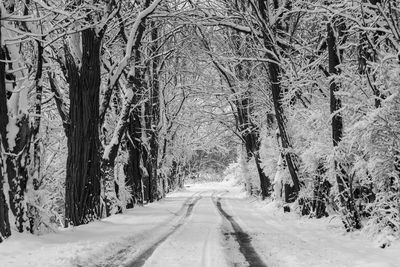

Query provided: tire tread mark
[125,195,202,267]
[213,197,268,267]
[101,193,201,266]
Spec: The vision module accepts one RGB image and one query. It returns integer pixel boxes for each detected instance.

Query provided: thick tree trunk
[65,29,102,226]
[0,30,32,233]
[5,116,31,232]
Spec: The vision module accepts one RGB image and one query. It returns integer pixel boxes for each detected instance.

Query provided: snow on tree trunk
[125,111,145,207]
[144,24,161,200]
[327,19,361,231]
[0,8,33,233]
[0,14,11,239]
[100,0,161,211]
[236,89,270,198]
[256,0,301,202]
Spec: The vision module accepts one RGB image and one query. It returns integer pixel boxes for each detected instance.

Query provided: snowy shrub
[259,133,279,182]
[30,126,67,231]
[241,152,262,196]
[222,162,242,185]
[114,154,134,212]
[221,147,262,196]
[279,90,334,216]
[344,91,400,241]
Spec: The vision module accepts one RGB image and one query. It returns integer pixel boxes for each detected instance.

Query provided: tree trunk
[27,39,44,232]
[5,116,31,232]
[144,98,156,202]
[268,61,301,201]
[147,24,161,199]
[124,59,147,206]
[358,0,384,108]
[327,20,361,230]
[0,24,32,233]
[125,111,145,207]
[65,28,102,226]
[237,97,270,198]
[257,0,301,201]
[0,31,11,241]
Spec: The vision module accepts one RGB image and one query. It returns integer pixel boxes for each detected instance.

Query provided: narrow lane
[126,195,203,267]
[123,189,268,267]
[100,192,204,267]
[139,191,228,267]
[213,196,268,267]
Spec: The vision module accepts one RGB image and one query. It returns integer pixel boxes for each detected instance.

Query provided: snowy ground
[0,180,399,267]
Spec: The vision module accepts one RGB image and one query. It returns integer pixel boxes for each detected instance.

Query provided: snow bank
[0,191,195,267]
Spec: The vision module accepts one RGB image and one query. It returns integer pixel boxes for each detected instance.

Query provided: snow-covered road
[116,183,400,267]
[1,181,400,267]
[132,191,227,267]
[126,189,267,267]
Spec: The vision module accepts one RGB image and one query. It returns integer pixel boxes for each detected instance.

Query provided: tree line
[0,0,399,244]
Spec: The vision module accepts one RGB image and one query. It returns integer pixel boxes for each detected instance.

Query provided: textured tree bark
[0,33,11,241]
[32,41,44,190]
[0,169,10,242]
[65,29,102,226]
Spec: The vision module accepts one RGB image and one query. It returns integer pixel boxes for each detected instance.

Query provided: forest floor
[0,180,399,267]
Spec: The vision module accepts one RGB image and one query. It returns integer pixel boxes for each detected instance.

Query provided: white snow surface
[0,180,399,267]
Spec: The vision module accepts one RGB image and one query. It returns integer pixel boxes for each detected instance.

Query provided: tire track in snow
[98,192,203,267]
[213,196,268,267]
[125,193,203,267]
